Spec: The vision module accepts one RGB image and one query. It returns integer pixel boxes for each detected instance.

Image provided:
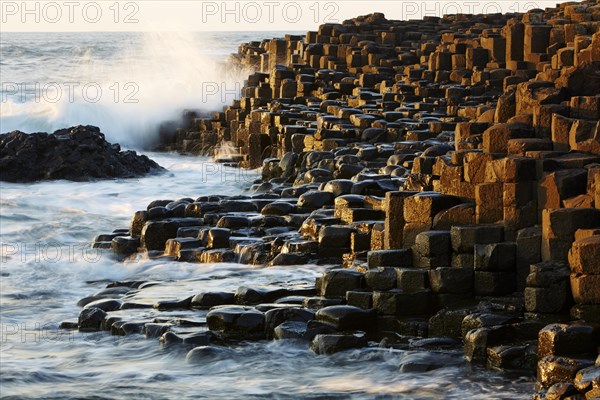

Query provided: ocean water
[1,31,278,148]
[1,32,535,399]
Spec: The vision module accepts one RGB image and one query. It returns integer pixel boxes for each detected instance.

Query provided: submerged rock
[399,351,463,373]
[274,321,309,340]
[185,346,233,363]
[0,125,164,182]
[310,332,368,354]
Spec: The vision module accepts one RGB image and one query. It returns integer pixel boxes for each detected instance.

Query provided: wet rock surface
[0,125,164,182]
[68,2,600,398]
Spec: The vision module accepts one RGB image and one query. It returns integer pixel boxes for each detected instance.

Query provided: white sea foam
[1,32,249,149]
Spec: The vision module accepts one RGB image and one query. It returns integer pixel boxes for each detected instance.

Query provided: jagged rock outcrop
[0,125,164,182]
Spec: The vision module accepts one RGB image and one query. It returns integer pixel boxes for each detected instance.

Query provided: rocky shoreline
[0,125,164,182]
[70,2,600,398]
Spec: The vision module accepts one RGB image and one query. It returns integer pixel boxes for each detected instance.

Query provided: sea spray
[213,140,244,163]
[0,31,249,149]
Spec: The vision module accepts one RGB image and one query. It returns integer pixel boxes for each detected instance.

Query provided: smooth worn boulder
[0,126,163,182]
[154,296,193,310]
[315,305,376,331]
[182,332,215,347]
[261,201,296,216]
[297,190,334,209]
[111,236,139,259]
[111,321,146,336]
[78,307,107,332]
[273,321,309,340]
[185,346,233,364]
[399,352,463,373]
[234,286,289,305]
[206,306,265,340]
[190,292,235,308]
[82,298,122,312]
[310,332,368,354]
[270,252,309,266]
[159,331,184,347]
[323,179,355,197]
[143,323,172,339]
[264,307,314,337]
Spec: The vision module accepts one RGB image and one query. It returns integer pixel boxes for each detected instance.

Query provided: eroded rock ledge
[0,125,164,182]
[73,2,600,399]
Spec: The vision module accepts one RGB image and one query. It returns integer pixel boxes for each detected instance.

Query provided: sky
[2,0,559,32]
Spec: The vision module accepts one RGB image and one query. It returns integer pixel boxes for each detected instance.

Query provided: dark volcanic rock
[315,305,376,331]
[0,125,164,182]
[206,305,266,340]
[78,307,107,332]
[310,332,368,354]
[399,352,463,372]
[191,292,235,308]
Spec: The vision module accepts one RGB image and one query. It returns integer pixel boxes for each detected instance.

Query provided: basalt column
[503,19,525,70]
